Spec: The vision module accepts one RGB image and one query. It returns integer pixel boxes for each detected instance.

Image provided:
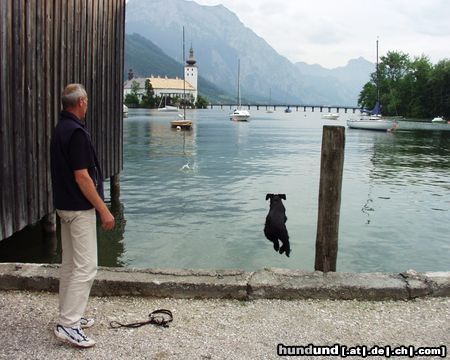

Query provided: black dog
[264,194,290,257]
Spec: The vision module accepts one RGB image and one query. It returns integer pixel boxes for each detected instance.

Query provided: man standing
[50,83,115,348]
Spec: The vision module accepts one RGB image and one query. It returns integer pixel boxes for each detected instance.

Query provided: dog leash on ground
[110,309,173,329]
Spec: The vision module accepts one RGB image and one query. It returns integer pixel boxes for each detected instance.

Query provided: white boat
[230,59,250,121]
[347,39,399,132]
[230,108,251,121]
[123,104,128,117]
[432,116,446,123]
[158,96,178,112]
[322,113,339,120]
[159,105,178,112]
[347,117,397,131]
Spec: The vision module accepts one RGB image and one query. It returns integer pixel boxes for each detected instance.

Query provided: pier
[209,104,361,113]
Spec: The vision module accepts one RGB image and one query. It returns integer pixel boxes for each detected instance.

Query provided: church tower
[185,46,198,102]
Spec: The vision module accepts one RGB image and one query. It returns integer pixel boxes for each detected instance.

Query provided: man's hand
[99,209,115,230]
[74,169,115,230]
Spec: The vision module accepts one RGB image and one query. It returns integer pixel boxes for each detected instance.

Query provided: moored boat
[347,117,397,131]
[170,26,192,130]
[322,113,339,120]
[158,105,179,112]
[230,108,250,121]
[432,116,446,124]
[347,39,399,132]
[170,119,192,130]
[230,59,250,122]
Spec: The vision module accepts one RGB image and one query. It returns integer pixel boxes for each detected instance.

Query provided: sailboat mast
[237,59,240,107]
[376,38,380,106]
[183,26,186,120]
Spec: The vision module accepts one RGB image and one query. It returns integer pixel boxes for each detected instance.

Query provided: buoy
[176,126,181,130]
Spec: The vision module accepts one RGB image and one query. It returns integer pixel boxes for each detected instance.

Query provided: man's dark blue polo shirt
[50,110,104,210]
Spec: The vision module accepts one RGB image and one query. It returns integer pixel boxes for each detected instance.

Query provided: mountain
[125,0,372,105]
[295,57,375,104]
[124,33,234,102]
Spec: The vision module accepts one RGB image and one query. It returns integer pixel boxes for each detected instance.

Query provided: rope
[110,309,173,329]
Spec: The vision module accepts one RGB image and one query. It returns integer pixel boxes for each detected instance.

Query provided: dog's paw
[273,240,279,252]
[279,245,291,257]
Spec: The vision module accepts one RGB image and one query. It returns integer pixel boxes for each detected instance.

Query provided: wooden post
[41,212,56,234]
[315,126,345,272]
[110,174,120,203]
[39,212,57,258]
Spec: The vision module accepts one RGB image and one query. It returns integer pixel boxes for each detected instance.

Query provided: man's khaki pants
[56,208,97,327]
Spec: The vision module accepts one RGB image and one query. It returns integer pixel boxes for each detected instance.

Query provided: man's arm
[74,169,115,230]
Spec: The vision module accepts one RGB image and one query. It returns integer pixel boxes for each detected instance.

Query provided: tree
[358,50,449,118]
[378,51,411,116]
[195,95,209,109]
[124,80,140,107]
[140,79,157,108]
[429,59,450,118]
[406,56,432,118]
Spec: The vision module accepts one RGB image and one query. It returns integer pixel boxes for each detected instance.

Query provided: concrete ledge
[0,263,449,301]
[93,267,251,299]
[248,268,410,300]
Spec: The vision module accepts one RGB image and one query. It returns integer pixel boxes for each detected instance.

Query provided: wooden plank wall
[0,0,125,240]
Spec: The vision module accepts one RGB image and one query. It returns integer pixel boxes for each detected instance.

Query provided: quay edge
[0,263,449,301]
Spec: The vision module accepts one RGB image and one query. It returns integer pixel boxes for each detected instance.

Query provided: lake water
[1,108,449,272]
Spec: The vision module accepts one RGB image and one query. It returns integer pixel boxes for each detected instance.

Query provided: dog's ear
[280,194,286,200]
[266,193,273,200]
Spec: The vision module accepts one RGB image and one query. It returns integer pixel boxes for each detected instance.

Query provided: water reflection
[340,128,450,272]
[0,222,60,264]
[0,199,127,267]
[348,130,450,225]
[97,200,127,267]
[370,131,450,183]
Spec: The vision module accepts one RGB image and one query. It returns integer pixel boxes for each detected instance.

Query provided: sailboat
[266,89,274,113]
[347,39,398,131]
[158,95,178,112]
[171,26,192,130]
[230,59,250,121]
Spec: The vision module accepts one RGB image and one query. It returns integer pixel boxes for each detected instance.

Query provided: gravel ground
[0,290,449,359]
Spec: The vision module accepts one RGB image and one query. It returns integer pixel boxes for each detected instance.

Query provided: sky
[188,0,450,69]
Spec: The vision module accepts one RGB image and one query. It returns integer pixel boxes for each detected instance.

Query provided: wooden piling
[110,174,121,203]
[41,212,56,234]
[315,126,345,272]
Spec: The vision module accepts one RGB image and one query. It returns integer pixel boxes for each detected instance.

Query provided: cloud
[400,0,450,36]
[188,0,450,67]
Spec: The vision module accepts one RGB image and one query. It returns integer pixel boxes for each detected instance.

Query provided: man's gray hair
[61,83,87,109]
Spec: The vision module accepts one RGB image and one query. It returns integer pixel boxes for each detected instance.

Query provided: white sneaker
[80,317,95,329]
[54,324,96,348]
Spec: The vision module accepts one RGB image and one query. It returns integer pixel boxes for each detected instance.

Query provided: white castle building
[124,47,198,103]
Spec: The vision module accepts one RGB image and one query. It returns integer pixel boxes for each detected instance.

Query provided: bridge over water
[209,104,362,114]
